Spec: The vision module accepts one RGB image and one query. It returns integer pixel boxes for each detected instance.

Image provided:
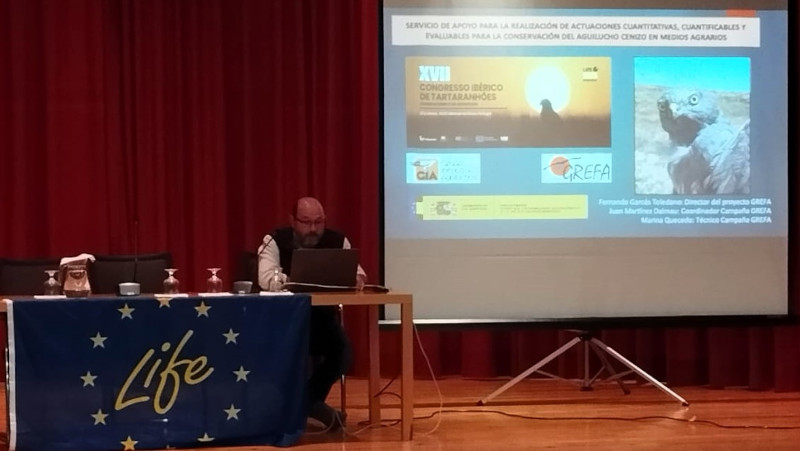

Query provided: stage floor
[2,377,799,450]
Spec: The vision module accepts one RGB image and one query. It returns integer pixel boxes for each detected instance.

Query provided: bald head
[291,197,326,248]
[294,197,324,218]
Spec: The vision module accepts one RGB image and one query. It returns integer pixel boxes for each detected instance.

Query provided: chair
[90,252,172,295]
[0,257,62,296]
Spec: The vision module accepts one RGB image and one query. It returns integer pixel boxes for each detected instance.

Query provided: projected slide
[384,5,786,241]
[382,0,789,321]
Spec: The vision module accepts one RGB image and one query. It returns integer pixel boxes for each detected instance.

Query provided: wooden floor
[2,377,800,450]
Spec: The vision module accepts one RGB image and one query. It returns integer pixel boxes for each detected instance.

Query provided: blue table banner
[6,294,310,450]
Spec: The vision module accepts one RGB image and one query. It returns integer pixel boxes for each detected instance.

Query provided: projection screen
[381,0,790,323]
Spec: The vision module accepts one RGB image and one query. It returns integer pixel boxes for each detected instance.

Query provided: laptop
[285,248,360,292]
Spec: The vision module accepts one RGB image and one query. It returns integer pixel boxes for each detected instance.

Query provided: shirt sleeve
[257,234,281,290]
[343,237,367,281]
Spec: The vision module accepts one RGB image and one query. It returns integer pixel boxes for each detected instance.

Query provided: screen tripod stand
[478,330,689,406]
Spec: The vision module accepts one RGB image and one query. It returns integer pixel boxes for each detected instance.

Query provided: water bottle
[268,267,287,292]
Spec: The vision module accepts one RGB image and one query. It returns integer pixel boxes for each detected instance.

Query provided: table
[1,291,415,443]
[311,291,414,440]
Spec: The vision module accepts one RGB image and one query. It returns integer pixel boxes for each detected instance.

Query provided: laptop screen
[287,248,359,291]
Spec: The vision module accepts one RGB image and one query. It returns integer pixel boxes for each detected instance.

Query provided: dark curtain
[1,0,798,391]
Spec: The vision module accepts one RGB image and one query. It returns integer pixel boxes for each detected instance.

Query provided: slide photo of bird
[539,98,562,125]
[633,57,750,195]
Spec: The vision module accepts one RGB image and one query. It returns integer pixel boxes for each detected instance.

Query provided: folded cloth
[308,401,346,431]
[59,253,96,267]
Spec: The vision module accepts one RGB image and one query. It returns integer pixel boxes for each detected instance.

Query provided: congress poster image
[405,56,611,148]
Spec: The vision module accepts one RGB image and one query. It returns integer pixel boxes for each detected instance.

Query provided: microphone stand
[132,218,140,284]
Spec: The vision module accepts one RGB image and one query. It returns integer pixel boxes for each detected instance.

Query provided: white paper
[154,293,190,299]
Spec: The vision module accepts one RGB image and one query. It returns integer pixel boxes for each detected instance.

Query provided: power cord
[283,282,390,293]
[353,406,800,432]
[407,409,800,430]
[409,320,444,435]
[351,321,445,435]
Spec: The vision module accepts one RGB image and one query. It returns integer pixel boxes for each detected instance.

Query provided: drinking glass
[43,270,61,296]
[206,268,223,293]
[163,268,180,294]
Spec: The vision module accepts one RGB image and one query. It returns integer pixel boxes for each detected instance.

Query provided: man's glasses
[295,217,325,227]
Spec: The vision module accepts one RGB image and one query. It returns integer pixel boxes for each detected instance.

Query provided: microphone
[119,218,141,296]
[132,218,140,283]
[256,235,275,263]
[257,234,275,258]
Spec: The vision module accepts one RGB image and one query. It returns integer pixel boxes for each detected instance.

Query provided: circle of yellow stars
[80,296,251,450]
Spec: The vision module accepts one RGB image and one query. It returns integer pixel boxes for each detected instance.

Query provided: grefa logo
[542,153,612,184]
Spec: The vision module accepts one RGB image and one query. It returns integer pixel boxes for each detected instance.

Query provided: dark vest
[270,227,346,277]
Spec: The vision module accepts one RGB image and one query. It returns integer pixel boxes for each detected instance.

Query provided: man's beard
[297,232,321,248]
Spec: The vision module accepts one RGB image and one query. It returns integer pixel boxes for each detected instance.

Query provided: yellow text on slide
[415,195,588,220]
